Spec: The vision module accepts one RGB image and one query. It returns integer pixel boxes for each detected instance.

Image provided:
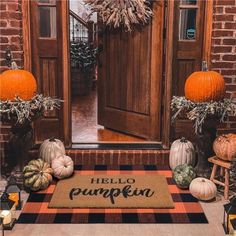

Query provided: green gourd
[173,164,196,189]
[23,159,53,191]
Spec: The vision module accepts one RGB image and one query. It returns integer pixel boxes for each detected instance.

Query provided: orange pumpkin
[213,133,236,161]
[0,64,37,101]
[184,62,225,102]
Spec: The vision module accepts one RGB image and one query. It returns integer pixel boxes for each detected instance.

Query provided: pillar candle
[0,210,12,225]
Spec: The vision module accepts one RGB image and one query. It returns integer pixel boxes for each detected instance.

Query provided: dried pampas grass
[84,0,153,31]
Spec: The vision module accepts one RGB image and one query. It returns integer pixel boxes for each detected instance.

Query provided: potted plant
[171,62,236,177]
[0,62,61,184]
[70,42,98,96]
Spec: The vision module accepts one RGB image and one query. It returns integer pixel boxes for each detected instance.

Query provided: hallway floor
[71,90,148,143]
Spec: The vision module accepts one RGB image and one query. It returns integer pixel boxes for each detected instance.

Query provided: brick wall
[211,0,236,130]
[0,0,23,166]
[0,0,23,72]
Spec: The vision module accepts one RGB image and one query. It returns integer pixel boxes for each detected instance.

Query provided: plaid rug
[18,165,208,224]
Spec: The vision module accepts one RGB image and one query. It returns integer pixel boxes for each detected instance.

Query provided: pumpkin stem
[180,137,187,143]
[201,61,208,72]
[201,179,205,182]
[11,61,18,70]
[49,138,56,142]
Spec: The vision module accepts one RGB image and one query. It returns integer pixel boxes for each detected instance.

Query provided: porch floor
[71,90,148,143]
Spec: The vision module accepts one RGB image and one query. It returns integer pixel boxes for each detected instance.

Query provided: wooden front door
[30,0,70,145]
[98,2,164,141]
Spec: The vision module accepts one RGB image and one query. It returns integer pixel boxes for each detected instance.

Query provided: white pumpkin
[169,137,195,170]
[39,138,65,164]
[190,178,217,201]
[51,155,74,179]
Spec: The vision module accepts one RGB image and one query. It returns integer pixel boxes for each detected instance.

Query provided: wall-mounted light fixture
[5,47,12,68]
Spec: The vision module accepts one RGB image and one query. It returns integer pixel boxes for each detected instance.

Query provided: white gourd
[51,155,74,179]
[39,138,66,164]
[169,137,195,170]
[189,178,217,201]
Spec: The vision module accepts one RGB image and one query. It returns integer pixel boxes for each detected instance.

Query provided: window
[179,9,197,40]
[179,1,198,41]
[38,0,57,38]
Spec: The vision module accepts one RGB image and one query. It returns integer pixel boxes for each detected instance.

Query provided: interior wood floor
[71,90,148,143]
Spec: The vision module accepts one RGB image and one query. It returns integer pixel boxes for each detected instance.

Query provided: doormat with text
[17,165,208,224]
[49,174,174,209]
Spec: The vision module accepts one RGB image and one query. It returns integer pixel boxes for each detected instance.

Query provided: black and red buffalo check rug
[17,165,208,224]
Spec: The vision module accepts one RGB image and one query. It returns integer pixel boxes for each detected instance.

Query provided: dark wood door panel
[30,0,63,144]
[98,1,163,140]
[99,107,151,139]
[172,0,206,139]
[105,27,151,115]
[173,59,196,96]
[38,40,58,57]
[40,59,58,96]
[172,0,205,96]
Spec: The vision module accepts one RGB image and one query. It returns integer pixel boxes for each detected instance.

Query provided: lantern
[229,218,236,234]
[223,196,236,234]
[0,192,16,233]
[5,177,21,210]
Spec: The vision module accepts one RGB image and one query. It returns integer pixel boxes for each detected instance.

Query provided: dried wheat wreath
[84,0,153,31]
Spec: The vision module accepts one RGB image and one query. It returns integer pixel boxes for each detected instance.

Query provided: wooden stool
[208,156,231,200]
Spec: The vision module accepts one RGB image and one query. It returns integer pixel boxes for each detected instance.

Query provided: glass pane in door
[179,9,197,40]
[39,6,57,38]
[38,0,56,4]
[180,0,197,5]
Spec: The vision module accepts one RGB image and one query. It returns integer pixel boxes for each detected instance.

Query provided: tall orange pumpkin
[184,62,225,102]
[0,63,37,101]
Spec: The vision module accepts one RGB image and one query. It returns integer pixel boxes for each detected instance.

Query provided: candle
[0,210,12,225]
[9,193,19,209]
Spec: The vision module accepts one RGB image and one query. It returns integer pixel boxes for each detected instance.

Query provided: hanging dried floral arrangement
[84,0,153,32]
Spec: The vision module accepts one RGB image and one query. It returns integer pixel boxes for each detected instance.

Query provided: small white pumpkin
[169,137,195,170]
[51,155,74,179]
[189,177,217,201]
[39,138,66,164]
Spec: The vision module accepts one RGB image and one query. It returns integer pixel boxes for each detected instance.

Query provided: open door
[97,1,164,141]
[30,0,70,145]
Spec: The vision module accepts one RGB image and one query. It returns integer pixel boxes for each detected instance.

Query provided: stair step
[29,149,169,166]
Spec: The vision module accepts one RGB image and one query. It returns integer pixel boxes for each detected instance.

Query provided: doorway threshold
[71,143,164,150]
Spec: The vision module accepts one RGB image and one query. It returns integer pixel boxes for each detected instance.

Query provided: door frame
[22,0,213,148]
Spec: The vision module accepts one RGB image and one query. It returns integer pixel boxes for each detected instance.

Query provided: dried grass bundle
[171,96,236,134]
[0,94,62,125]
[84,0,153,31]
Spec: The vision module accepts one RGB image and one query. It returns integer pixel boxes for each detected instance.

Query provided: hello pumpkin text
[69,177,155,204]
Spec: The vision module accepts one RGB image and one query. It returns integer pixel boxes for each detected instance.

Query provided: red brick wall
[0,0,23,72]
[211,0,236,130]
[0,0,23,165]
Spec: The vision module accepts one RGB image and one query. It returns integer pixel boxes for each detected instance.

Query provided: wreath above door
[84,0,153,32]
